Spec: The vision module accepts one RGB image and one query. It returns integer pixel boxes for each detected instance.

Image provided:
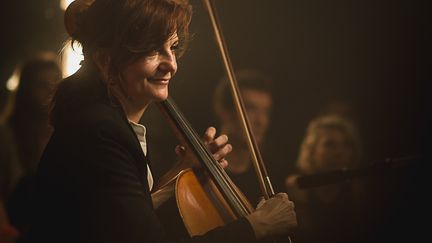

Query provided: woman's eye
[171,43,179,52]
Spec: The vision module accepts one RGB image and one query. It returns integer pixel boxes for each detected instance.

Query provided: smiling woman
[23,0,297,243]
[109,33,179,122]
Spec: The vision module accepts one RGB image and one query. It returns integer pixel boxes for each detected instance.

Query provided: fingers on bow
[275,193,295,208]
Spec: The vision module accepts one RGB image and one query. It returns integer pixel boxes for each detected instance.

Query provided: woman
[3,53,61,240]
[286,115,364,243]
[26,0,297,242]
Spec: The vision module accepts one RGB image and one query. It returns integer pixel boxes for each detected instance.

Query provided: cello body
[176,169,232,236]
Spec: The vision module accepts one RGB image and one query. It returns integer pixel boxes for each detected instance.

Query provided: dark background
[142,0,427,186]
[0,0,428,241]
[1,0,427,164]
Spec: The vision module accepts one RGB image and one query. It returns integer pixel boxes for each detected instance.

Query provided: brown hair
[66,0,192,79]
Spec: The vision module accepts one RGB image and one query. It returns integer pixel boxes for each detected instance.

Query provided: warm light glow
[60,0,74,11]
[62,41,84,78]
[6,68,20,92]
[60,0,83,77]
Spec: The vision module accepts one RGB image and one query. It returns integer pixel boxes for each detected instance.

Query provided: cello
[155,96,254,236]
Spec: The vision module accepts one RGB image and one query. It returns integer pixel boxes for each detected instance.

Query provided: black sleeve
[187,217,257,243]
[75,120,166,243]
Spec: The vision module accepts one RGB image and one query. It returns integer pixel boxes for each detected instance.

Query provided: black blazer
[25,66,257,243]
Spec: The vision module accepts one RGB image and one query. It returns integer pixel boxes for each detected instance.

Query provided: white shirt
[128,120,153,191]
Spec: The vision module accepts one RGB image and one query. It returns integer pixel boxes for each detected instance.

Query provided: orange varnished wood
[175,169,255,236]
[176,169,226,236]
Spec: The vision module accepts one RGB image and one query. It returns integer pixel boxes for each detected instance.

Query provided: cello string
[161,98,250,216]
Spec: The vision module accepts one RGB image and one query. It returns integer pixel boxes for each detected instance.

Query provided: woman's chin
[153,91,169,101]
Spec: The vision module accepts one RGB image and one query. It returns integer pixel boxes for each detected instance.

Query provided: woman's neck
[107,84,148,123]
[116,94,149,123]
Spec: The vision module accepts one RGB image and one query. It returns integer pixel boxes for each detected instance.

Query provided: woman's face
[313,128,353,172]
[121,33,179,108]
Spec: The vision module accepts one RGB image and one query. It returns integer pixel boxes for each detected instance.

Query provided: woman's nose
[159,51,177,74]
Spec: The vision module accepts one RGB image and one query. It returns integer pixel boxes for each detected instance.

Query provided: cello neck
[157,96,252,217]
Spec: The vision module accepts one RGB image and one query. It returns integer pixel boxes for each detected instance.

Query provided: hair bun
[64,0,95,39]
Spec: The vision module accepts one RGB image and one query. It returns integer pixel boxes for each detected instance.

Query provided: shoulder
[48,77,135,157]
[52,66,117,128]
[52,70,130,137]
[57,102,132,148]
[40,101,140,184]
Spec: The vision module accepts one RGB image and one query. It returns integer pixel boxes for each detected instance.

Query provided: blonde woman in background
[286,115,366,243]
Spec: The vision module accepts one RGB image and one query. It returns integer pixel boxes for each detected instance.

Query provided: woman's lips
[149,78,169,85]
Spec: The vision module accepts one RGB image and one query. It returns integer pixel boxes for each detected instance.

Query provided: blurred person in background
[1,109,19,243]
[285,114,366,243]
[1,53,61,240]
[213,69,274,205]
[9,53,61,176]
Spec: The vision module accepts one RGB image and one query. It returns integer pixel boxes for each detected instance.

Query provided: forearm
[151,182,175,209]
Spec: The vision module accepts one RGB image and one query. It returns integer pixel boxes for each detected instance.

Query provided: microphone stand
[295,155,422,189]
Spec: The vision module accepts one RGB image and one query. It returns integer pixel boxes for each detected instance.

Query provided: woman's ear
[93,50,110,82]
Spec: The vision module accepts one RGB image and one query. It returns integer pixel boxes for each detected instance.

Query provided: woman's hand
[202,126,231,168]
[155,127,231,191]
[175,126,232,169]
[246,193,297,240]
